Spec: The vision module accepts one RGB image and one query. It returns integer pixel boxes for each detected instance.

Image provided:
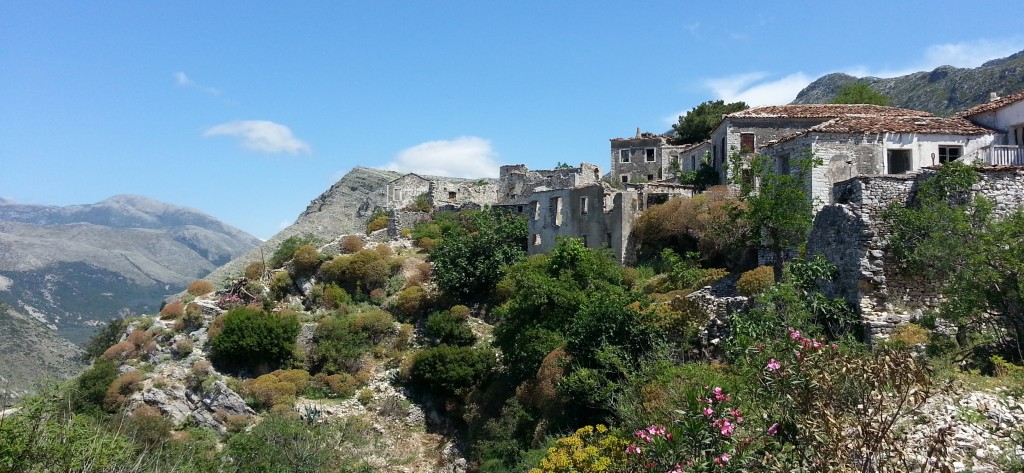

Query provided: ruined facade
[496,163,602,211]
[526,183,638,263]
[386,173,497,211]
[386,173,432,210]
[806,167,1024,339]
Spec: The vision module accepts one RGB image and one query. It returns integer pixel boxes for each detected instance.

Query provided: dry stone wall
[807,167,1024,339]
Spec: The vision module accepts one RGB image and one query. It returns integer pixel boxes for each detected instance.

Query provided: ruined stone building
[609,130,710,184]
[495,163,602,214]
[525,182,638,263]
[807,167,1024,339]
[759,115,997,209]
[386,173,497,211]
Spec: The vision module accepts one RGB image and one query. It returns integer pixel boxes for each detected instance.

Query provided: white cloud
[203,120,311,154]
[174,71,221,95]
[702,72,812,107]
[382,137,500,178]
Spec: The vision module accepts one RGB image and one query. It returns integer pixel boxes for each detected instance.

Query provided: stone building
[496,163,602,214]
[386,173,432,210]
[806,167,1024,339]
[609,130,710,184]
[759,115,997,209]
[428,178,498,210]
[959,91,1024,165]
[708,104,933,183]
[526,183,638,263]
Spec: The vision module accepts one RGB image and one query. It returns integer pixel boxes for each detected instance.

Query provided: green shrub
[311,316,371,375]
[187,280,215,296]
[291,244,321,275]
[244,261,267,280]
[223,413,376,473]
[311,372,358,398]
[269,271,294,300]
[737,265,775,297]
[71,359,118,414]
[888,323,929,346]
[241,373,300,411]
[366,215,389,235]
[350,310,396,344]
[389,285,430,321]
[408,346,495,397]
[322,283,351,309]
[209,306,300,372]
[269,234,318,269]
[426,311,476,347]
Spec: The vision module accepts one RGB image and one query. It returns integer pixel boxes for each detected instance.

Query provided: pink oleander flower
[788,328,800,340]
[721,453,730,462]
[647,425,666,436]
[768,422,779,436]
[666,432,673,440]
[766,358,781,371]
[713,453,730,466]
[703,407,714,417]
[812,339,822,348]
[626,444,642,455]
[634,430,654,443]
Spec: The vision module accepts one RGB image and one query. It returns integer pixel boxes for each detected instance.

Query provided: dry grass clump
[187,280,214,296]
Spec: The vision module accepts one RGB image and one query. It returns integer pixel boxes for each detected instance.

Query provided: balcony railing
[976,145,1024,166]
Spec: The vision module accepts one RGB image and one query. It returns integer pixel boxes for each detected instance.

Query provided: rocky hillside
[202,166,400,285]
[792,50,1024,115]
[0,301,83,404]
[0,195,261,344]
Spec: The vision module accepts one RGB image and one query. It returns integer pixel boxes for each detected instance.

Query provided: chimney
[990,92,1000,102]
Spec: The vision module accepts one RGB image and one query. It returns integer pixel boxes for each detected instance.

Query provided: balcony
[977,145,1024,166]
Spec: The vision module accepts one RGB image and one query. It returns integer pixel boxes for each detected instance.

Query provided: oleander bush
[209,306,300,372]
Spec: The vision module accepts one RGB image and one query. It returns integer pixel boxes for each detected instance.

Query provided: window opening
[887,149,912,174]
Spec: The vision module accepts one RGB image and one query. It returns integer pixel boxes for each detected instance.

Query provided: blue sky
[2,1,1022,239]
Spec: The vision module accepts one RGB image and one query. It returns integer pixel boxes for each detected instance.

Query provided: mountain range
[793,50,1024,115]
[0,195,261,344]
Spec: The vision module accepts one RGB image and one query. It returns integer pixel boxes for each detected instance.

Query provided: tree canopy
[829,82,890,106]
[670,100,748,145]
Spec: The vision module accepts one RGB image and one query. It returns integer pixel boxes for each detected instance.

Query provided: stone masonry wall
[807,167,1024,339]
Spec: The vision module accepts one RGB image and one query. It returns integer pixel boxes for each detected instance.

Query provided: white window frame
[619,149,630,163]
[645,148,656,162]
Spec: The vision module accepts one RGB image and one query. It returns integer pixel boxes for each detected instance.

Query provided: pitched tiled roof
[725,104,932,119]
[807,115,994,135]
[959,90,1024,116]
[672,140,710,152]
[768,116,995,147]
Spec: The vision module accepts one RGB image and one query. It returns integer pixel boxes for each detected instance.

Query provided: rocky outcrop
[793,50,1024,116]
[204,167,401,284]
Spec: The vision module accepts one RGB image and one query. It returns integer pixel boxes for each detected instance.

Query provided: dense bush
[223,413,377,473]
[269,234,319,269]
[633,188,749,268]
[187,280,215,296]
[291,244,321,275]
[408,346,495,397]
[366,213,389,235]
[209,306,300,372]
[340,235,365,254]
[430,209,527,300]
[311,316,372,375]
[736,265,775,297]
[426,310,476,346]
[244,261,267,280]
[349,310,397,344]
[71,359,118,414]
[159,300,185,319]
[269,271,294,300]
[311,372,358,398]
[389,285,430,320]
[321,283,351,309]
[241,371,307,411]
[103,371,143,412]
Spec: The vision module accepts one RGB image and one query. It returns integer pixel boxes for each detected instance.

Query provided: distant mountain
[0,195,261,344]
[203,166,400,285]
[792,50,1024,116]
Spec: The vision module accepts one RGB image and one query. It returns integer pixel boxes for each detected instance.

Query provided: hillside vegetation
[3,164,1022,473]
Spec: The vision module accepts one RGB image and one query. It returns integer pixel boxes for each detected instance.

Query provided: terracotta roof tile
[725,104,932,119]
[959,90,1024,116]
[807,115,993,135]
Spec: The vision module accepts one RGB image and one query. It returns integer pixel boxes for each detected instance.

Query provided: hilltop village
[381,92,1024,337]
